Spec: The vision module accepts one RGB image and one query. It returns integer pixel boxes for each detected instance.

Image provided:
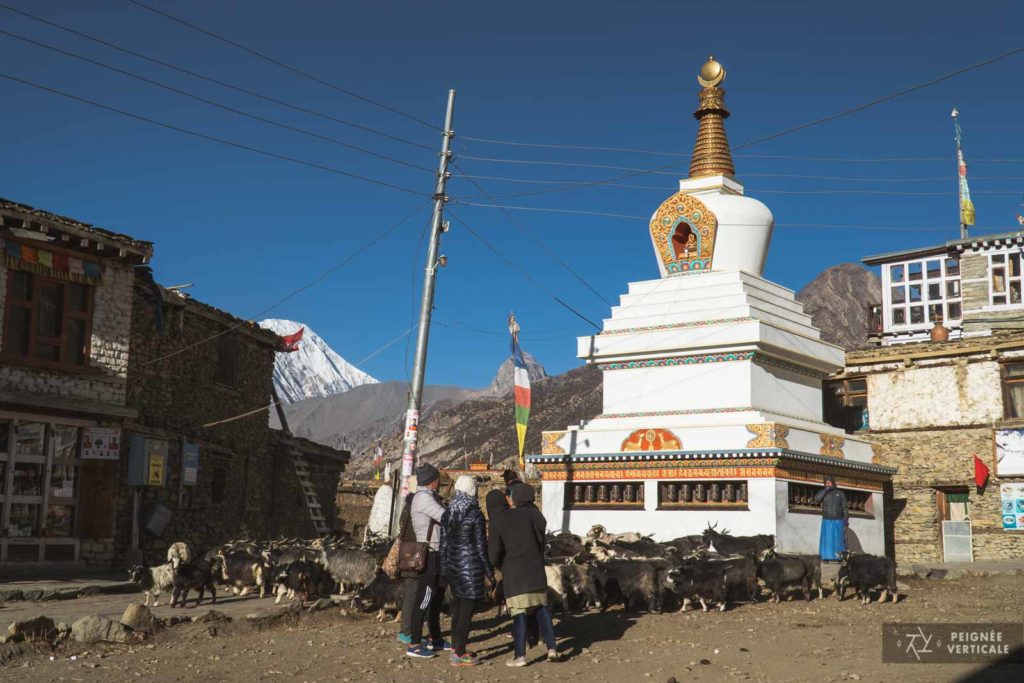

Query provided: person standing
[441,475,494,667]
[405,465,450,659]
[815,475,849,561]
[489,482,559,667]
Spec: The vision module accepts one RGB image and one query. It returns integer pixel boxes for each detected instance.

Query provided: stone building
[120,268,349,566]
[0,197,151,567]
[827,230,1024,565]
[1,196,349,572]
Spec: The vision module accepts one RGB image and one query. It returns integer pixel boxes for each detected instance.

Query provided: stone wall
[848,342,1024,565]
[0,260,134,407]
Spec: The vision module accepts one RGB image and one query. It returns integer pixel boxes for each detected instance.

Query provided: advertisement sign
[182,443,200,486]
[1001,482,1024,531]
[81,427,122,460]
[148,452,165,486]
[994,429,1024,476]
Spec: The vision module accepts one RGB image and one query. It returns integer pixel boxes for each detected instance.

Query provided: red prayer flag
[279,327,304,352]
[973,454,990,488]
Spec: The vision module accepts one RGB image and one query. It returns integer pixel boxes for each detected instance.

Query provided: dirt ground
[3,575,1022,683]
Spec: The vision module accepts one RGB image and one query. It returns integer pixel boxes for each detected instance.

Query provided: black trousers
[408,563,443,645]
[399,577,418,635]
[450,597,479,657]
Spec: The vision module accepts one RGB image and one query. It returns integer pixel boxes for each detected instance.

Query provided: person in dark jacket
[814,475,849,561]
[485,489,538,648]
[489,482,559,667]
[441,475,494,667]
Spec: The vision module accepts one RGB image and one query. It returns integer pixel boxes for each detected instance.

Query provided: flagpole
[400,89,456,497]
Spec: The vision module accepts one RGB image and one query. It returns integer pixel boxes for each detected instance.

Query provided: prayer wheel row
[570,482,645,505]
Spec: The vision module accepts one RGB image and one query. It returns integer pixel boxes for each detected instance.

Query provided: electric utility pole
[400,89,456,496]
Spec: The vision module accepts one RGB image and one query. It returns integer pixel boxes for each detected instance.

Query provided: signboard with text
[1001,482,1024,531]
[182,443,199,486]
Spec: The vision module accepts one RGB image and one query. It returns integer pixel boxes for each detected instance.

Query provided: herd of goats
[128,523,899,619]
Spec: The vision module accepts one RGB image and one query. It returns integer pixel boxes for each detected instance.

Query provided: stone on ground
[6,615,56,641]
[71,614,133,644]
[121,604,158,633]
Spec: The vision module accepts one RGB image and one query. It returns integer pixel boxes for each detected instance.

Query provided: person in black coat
[488,482,559,666]
[440,475,494,666]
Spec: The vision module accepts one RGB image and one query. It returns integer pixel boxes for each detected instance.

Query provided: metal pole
[400,89,456,496]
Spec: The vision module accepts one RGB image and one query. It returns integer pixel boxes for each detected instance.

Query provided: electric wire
[454,200,977,231]
[0,72,428,196]
[450,161,612,306]
[201,322,419,429]
[447,210,601,330]
[0,4,434,152]
[457,44,1024,199]
[127,0,440,131]
[461,45,1024,162]
[0,29,436,173]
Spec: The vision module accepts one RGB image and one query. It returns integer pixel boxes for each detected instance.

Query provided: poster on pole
[994,429,1024,477]
[81,427,122,460]
[182,443,200,486]
[1001,483,1024,531]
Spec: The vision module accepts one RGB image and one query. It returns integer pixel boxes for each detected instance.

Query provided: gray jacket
[411,489,445,550]
[814,486,849,520]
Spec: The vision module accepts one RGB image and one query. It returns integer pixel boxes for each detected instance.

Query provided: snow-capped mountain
[258,318,378,403]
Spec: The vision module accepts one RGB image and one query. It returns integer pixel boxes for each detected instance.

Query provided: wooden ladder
[291,450,330,536]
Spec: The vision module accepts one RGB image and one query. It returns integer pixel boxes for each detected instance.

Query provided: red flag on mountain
[279,327,304,352]
[973,454,990,488]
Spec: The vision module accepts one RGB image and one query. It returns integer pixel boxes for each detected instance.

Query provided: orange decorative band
[599,351,754,371]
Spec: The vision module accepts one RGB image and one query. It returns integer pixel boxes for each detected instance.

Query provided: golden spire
[688,56,735,179]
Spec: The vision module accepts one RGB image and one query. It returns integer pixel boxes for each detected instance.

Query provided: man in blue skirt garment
[815,475,849,561]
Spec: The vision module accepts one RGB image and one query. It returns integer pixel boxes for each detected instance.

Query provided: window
[1002,363,1024,419]
[886,257,962,330]
[214,334,237,387]
[657,480,748,509]
[2,268,93,367]
[990,252,1024,306]
[788,482,873,518]
[824,378,868,433]
[565,481,643,509]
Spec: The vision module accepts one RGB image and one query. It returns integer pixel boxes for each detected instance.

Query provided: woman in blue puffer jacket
[441,475,494,667]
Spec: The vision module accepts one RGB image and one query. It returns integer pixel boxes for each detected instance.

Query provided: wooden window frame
[1000,362,1024,420]
[214,334,238,388]
[883,256,962,333]
[823,377,869,433]
[2,268,95,371]
[989,251,1024,307]
[657,479,749,511]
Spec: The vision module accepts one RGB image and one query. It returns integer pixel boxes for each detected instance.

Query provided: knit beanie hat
[416,464,440,487]
[454,474,477,497]
[510,482,535,507]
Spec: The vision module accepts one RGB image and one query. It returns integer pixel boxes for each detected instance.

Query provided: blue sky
[1,1,1023,388]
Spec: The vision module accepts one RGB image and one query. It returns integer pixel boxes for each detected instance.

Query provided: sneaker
[547,649,561,662]
[406,644,436,659]
[507,656,527,667]
[431,639,453,652]
[397,632,412,645]
[450,652,480,667]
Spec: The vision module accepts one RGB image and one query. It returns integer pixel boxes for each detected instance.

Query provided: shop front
[0,413,120,565]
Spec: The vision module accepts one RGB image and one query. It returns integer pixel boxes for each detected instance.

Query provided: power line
[0,29,435,173]
[0,72,428,196]
[127,0,439,131]
[450,162,612,306]
[201,322,419,429]
[459,44,1024,199]
[454,200,975,231]
[447,210,602,330]
[0,4,433,152]
[461,45,1024,161]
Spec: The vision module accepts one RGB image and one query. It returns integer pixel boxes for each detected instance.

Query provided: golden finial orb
[698,56,725,88]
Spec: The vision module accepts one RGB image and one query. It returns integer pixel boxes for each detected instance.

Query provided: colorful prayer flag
[21,245,38,263]
[53,253,69,272]
[37,250,52,268]
[83,261,101,278]
[69,258,84,275]
[953,109,975,228]
[509,313,531,468]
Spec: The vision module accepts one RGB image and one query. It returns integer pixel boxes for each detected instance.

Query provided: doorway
[936,488,972,563]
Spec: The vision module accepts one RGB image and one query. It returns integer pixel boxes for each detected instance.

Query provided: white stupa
[528,58,894,554]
